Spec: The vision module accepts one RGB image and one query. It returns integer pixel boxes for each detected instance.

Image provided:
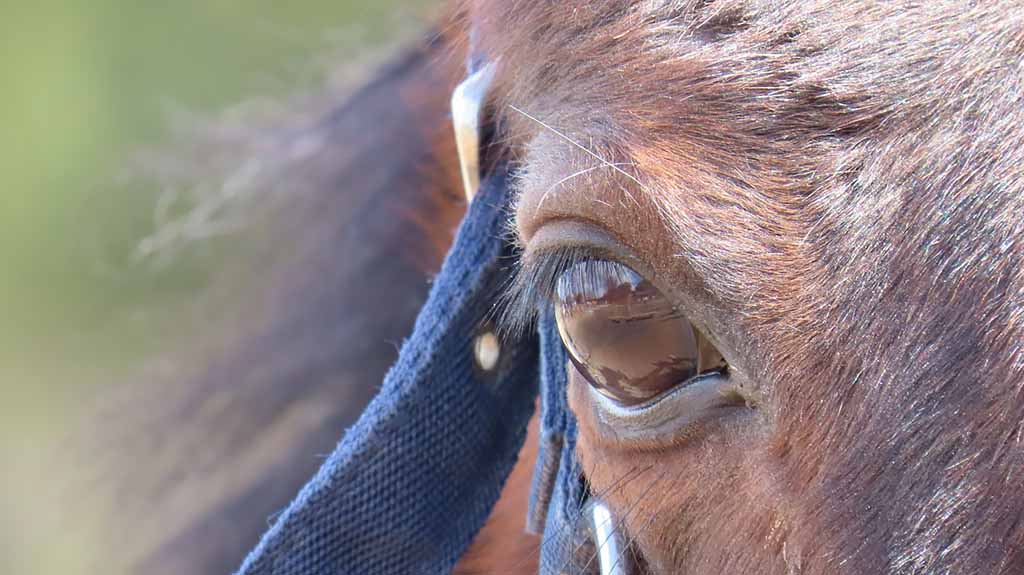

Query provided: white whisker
[508,104,652,202]
[536,163,635,214]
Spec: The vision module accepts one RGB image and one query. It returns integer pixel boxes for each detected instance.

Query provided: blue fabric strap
[235,170,539,575]
[533,314,585,573]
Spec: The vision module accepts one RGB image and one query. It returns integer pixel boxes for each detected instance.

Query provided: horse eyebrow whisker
[508,104,652,202]
[535,162,637,214]
[613,471,688,574]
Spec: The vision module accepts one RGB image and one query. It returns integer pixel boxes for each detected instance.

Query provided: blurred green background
[1,2,429,573]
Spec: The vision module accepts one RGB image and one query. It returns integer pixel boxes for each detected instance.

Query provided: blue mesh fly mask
[233,52,632,575]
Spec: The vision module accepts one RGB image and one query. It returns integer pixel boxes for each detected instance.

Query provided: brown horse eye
[554,260,726,406]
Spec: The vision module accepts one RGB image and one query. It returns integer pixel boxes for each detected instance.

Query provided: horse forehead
[474,1,879,206]
[480,1,1024,244]
[475,1,1021,153]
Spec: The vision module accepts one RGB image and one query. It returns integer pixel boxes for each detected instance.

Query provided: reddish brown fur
[393,61,468,273]
[455,413,542,575]
[468,0,1024,573]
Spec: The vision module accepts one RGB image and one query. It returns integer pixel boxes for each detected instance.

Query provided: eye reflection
[554,259,726,406]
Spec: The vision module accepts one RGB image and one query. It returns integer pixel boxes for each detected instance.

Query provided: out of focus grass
[1,2,429,573]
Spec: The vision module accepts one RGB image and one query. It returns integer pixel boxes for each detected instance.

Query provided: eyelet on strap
[473,327,501,372]
[451,61,496,202]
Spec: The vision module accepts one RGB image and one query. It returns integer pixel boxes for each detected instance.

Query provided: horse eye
[554,260,727,406]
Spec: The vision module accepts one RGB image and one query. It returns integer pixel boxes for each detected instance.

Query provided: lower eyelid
[577,366,749,445]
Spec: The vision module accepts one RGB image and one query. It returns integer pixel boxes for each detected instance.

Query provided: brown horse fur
[84,1,1024,574]
[472,0,1024,573]
[455,412,542,575]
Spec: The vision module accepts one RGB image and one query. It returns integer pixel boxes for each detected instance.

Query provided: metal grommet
[473,329,501,372]
[451,61,497,202]
[582,498,636,575]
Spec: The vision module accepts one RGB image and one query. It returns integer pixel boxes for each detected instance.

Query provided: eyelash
[497,246,606,338]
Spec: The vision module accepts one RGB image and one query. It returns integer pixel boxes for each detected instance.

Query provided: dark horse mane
[82,32,472,575]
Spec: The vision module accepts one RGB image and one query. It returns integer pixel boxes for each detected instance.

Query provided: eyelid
[499,219,659,337]
[580,369,748,444]
[523,219,657,300]
[498,244,600,336]
[522,218,630,263]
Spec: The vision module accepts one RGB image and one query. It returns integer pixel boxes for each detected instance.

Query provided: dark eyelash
[495,245,598,339]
